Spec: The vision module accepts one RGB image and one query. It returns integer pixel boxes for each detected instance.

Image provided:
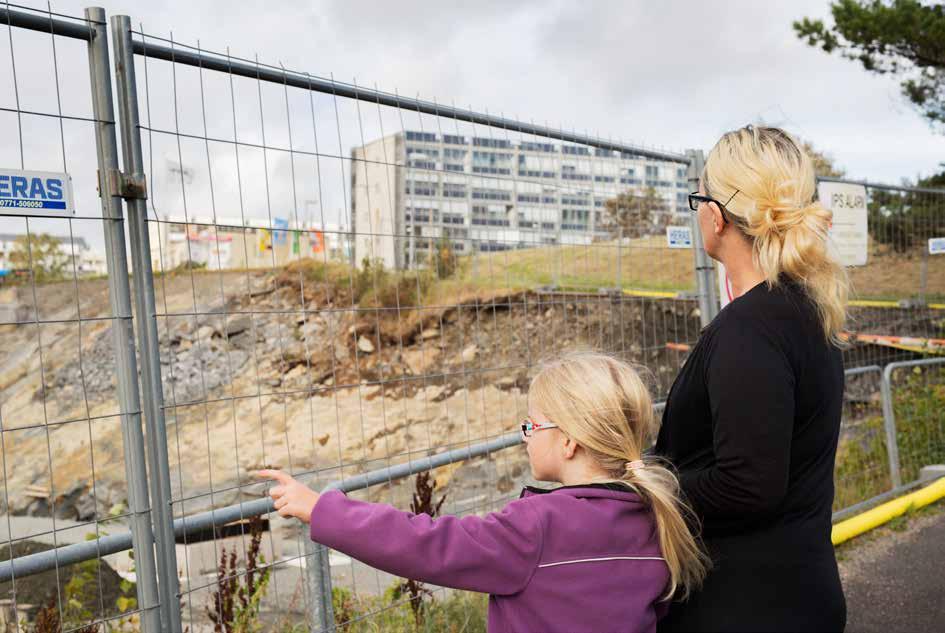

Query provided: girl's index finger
[257,469,292,484]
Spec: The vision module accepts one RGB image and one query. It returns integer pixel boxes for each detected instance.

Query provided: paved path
[840,507,945,632]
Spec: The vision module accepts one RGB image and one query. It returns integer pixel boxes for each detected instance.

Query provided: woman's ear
[708,202,725,235]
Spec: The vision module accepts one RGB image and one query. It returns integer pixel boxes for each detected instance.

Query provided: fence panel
[833,367,894,514]
[882,359,945,488]
[108,17,699,631]
[0,5,161,631]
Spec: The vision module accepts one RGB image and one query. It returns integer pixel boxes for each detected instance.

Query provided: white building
[0,233,107,277]
[351,131,689,269]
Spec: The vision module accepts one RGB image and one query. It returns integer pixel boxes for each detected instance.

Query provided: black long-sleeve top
[655,278,846,632]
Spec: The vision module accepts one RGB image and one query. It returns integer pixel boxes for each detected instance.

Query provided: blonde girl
[262,351,706,633]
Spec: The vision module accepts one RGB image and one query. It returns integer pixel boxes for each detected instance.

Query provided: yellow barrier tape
[849,299,945,310]
[621,289,678,299]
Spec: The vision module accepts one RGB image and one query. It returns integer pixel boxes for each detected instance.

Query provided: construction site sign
[0,168,75,217]
[818,181,868,267]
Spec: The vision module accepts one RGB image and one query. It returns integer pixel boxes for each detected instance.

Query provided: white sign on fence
[0,168,75,217]
[665,225,693,249]
[817,181,868,267]
[930,237,945,255]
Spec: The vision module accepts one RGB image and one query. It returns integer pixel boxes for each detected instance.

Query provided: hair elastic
[625,460,645,472]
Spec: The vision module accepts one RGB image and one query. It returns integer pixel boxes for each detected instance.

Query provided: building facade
[351,131,689,269]
[147,217,351,273]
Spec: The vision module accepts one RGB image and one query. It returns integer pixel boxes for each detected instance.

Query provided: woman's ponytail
[703,125,849,344]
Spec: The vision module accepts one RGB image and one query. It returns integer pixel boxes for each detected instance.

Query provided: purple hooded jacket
[310,483,671,633]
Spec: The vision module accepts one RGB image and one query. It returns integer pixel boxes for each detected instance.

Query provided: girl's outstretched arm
[258,469,543,595]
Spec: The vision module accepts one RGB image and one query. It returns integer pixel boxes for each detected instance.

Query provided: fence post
[616,226,622,290]
[110,14,183,633]
[304,538,335,632]
[880,366,904,488]
[85,7,162,632]
[685,149,717,327]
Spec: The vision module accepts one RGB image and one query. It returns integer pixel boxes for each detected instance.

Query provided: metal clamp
[98,168,148,200]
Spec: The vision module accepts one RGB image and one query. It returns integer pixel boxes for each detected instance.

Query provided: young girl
[260,351,707,632]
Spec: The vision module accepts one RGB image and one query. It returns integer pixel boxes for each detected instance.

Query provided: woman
[655,125,848,632]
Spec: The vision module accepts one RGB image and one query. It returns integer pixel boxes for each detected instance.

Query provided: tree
[794,1,945,128]
[868,168,945,252]
[9,233,69,283]
[601,186,671,239]
[800,139,846,178]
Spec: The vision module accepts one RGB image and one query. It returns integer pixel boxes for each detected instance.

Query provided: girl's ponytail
[530,351,709,601]
[621,459,709,601]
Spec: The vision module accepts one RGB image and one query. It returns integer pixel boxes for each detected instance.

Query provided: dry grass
[453,236,696,293]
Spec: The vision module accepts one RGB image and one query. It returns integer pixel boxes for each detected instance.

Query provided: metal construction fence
[0,5,943,632]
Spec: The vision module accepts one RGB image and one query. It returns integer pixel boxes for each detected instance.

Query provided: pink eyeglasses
[521,416,558,439]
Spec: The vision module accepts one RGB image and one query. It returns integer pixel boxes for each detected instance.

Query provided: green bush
[891,367,945,483]
[354,257,432,310]
[428,237,460,280]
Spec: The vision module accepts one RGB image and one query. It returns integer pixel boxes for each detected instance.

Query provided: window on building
[562,145,591,156]
[471,189,512,201]
[406,131,437,142]
[472,137,511,148]
[520,141,556,153]
[442,183,467,198]
[406,181,438,196]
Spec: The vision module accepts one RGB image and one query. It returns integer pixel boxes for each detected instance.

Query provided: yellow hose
[832,476,945,545]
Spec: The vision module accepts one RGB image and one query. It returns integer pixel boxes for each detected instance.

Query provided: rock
[284,364,307,382]
[301,319,323,341]
[225,314,253,337]
[357,335,375,354]
[496,375,517,389]
[420,328,440,340]
[461,344,478,364]
[196,325,216,341]
[402,348,434,375]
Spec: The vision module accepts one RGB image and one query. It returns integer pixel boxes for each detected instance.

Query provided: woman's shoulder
[715,278,815,333]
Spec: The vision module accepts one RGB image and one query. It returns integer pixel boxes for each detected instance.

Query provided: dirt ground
[1,264,940,523]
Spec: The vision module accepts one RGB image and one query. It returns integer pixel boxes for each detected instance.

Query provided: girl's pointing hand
[258,469,320,524]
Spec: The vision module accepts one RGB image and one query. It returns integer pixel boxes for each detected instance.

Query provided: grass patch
[332,585,487,633]
[834,366,945,512]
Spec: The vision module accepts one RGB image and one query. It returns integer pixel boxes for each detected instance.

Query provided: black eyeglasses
[687,189,740,223]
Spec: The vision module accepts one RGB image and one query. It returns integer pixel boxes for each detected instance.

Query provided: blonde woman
[261,352,707,632]
[655,125,848,632]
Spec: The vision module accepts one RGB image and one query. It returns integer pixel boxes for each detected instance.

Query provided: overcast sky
[3,0,944,253]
